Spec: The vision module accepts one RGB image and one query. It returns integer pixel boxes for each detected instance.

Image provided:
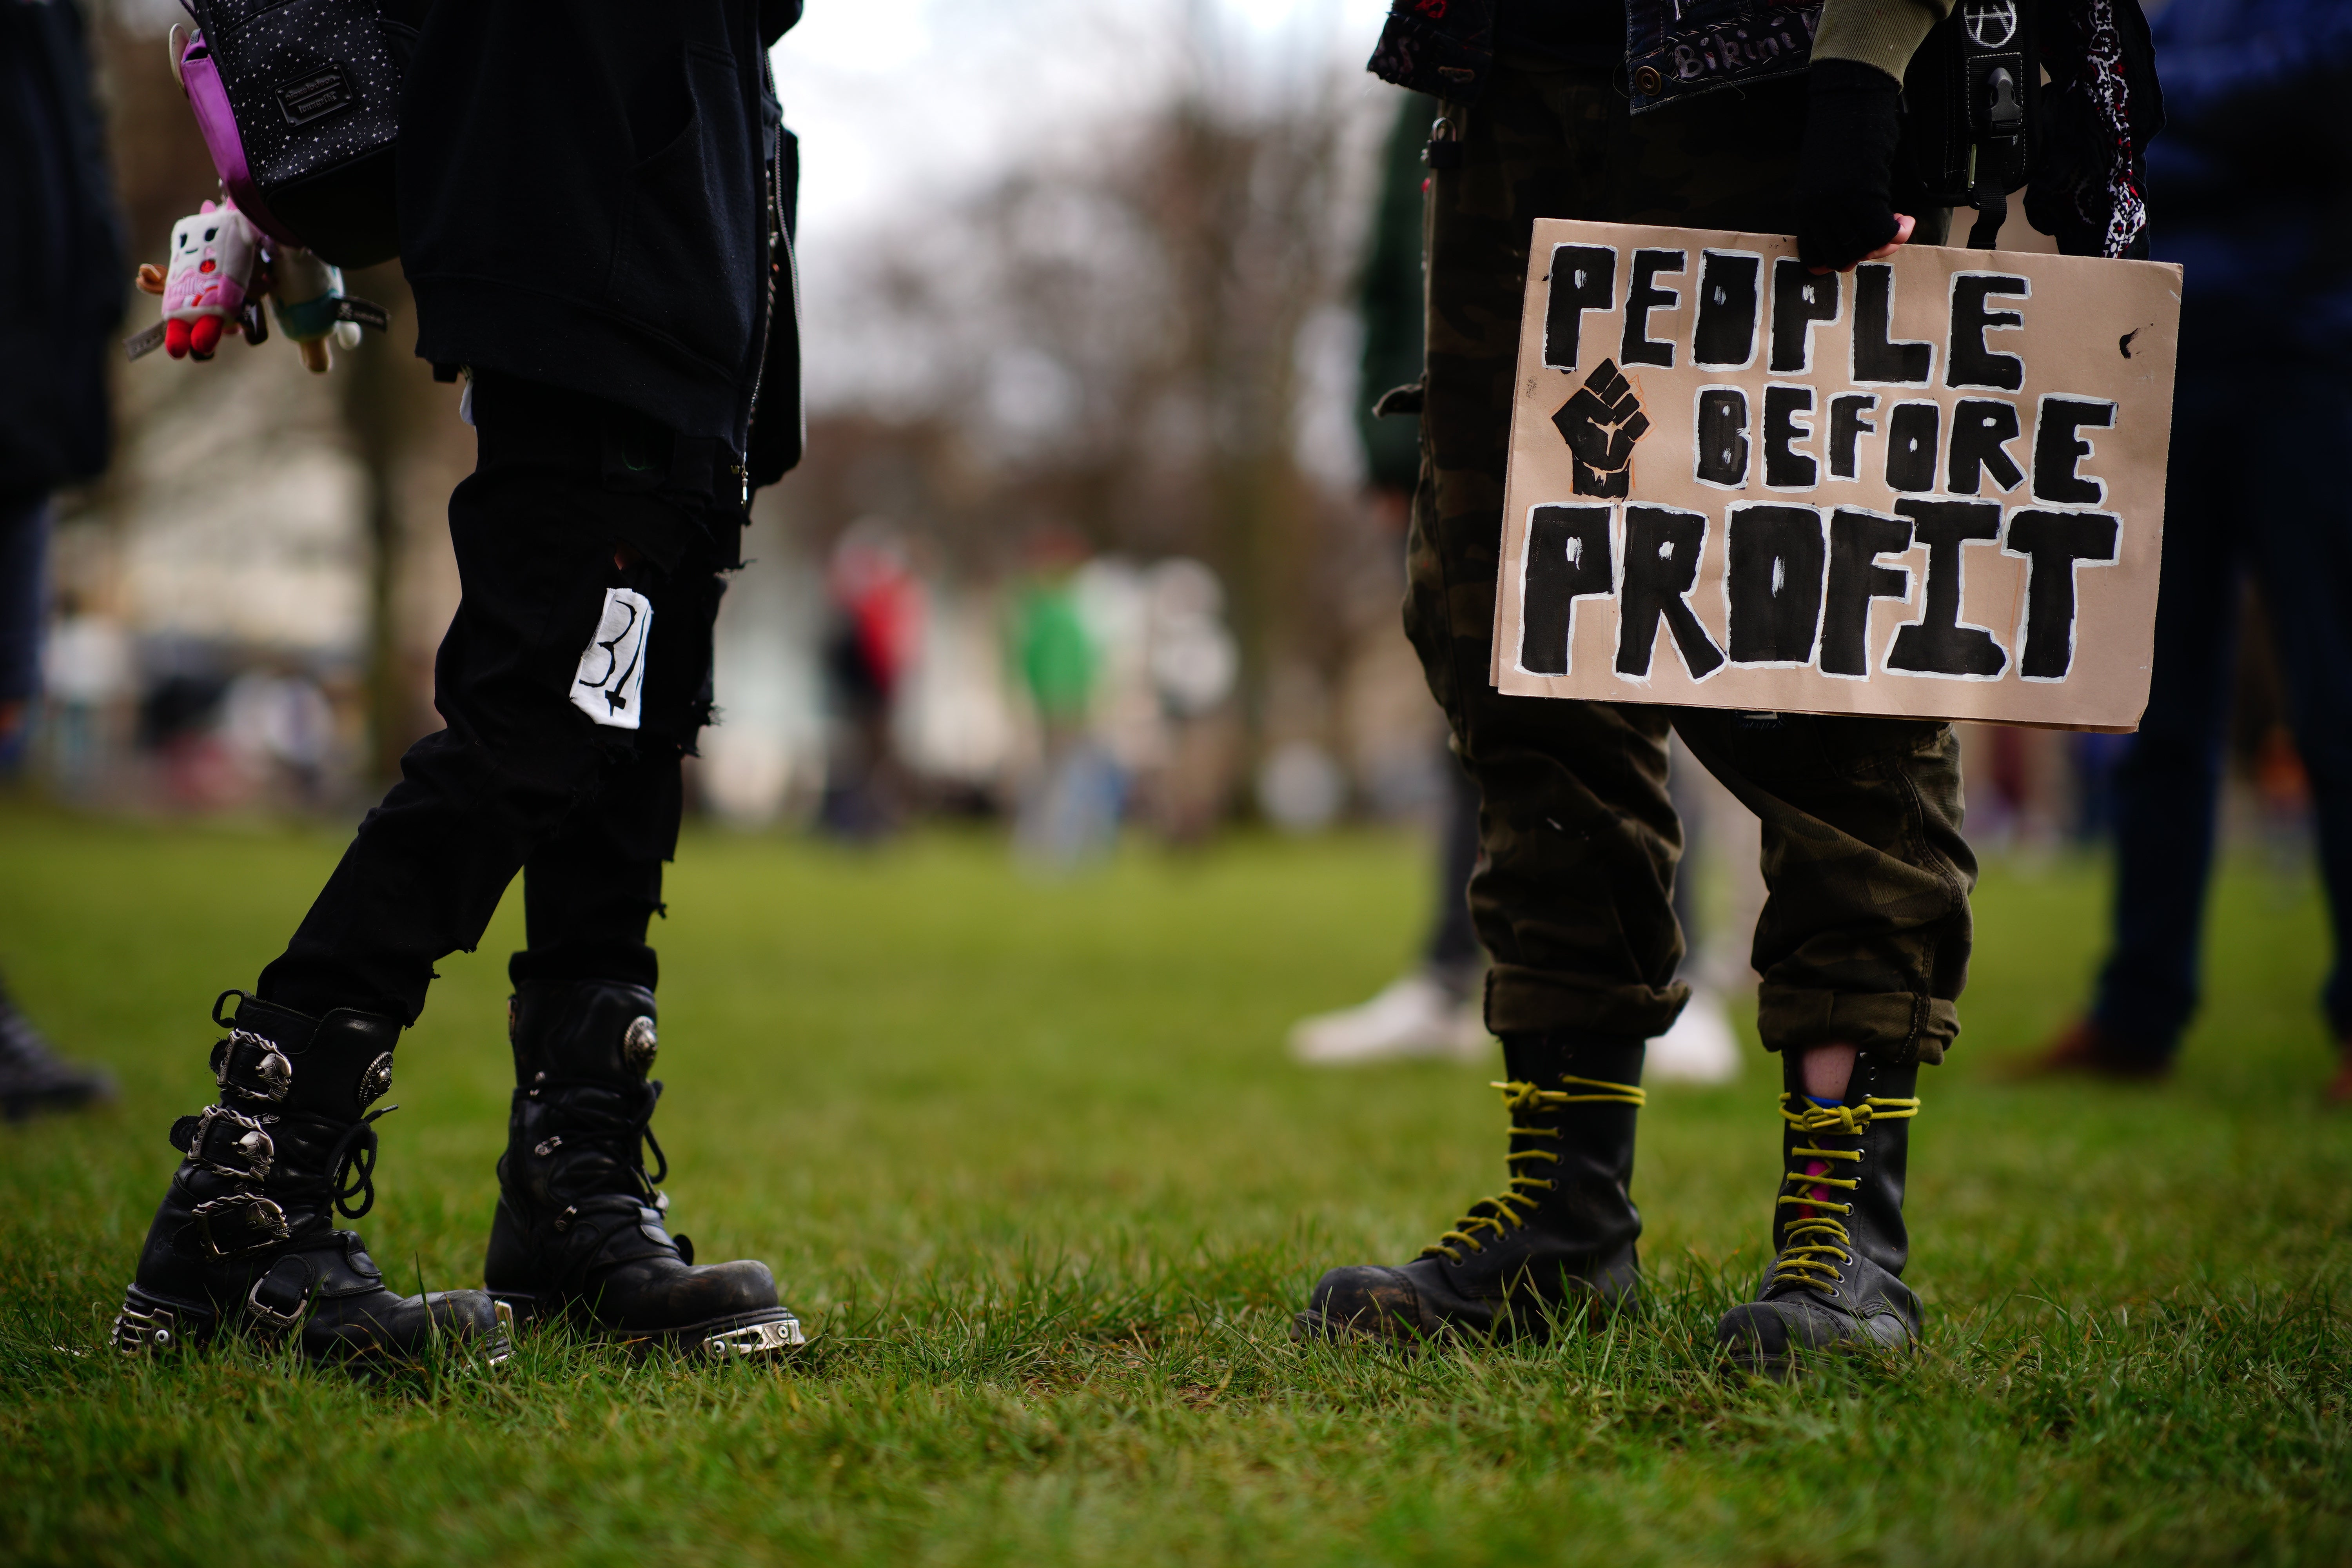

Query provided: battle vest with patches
[1369,0,1822,114]
[1367,0,2161,260]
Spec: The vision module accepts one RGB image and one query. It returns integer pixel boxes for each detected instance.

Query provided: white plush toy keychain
[126,198,261,360]
[124,197,388,371]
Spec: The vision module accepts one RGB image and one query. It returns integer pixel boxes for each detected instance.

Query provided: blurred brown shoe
[2005,1018,2171,1083]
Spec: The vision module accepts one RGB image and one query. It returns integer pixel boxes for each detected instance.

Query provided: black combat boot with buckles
[113,992,511,1367]
[1295,1032,1644,1345]
[484,980,802,1359]
[1716,1053,1923,1377]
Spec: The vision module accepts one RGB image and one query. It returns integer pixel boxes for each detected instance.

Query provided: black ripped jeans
[259,376,735,1025]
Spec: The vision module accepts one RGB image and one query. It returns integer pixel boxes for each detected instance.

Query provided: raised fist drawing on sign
[1552,358,1650,498]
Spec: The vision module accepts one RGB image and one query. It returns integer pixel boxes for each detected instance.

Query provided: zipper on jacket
[739,50,789,508]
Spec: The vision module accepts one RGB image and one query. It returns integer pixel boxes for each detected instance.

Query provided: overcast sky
[768,0,1402,440]
[744,5,1414,781]
[770,0,1396,243]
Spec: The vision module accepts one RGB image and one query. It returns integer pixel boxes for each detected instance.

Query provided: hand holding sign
[1795,59,1917,274]
[1552,358,1651,498]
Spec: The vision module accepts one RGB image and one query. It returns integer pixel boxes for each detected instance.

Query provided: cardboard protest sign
[1494,220,2182,731]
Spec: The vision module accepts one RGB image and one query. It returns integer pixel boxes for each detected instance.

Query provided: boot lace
[1420,1075,1645,1263]
[253,1106,393,1220]
[531,1076,669,1203]
[1768,1093,1919,1292]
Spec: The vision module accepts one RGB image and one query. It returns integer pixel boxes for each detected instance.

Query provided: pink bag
[167,2,407,269]
[174,31,303,250]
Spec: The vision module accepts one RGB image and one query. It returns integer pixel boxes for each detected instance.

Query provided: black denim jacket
[1369,0,1822,113]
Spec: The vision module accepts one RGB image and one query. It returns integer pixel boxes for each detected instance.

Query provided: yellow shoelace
[1419,1074,1646,1264]
[1767,1093,1920,1291]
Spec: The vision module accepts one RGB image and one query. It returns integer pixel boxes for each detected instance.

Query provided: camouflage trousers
[1408,55,1974,1065]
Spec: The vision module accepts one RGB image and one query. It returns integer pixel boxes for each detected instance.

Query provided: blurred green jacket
[1013,583,1098,726]
[1357,94,1437,496]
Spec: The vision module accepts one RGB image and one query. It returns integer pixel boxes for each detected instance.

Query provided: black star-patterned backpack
[170,0,424,268]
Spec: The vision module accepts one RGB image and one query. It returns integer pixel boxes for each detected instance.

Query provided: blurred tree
[805,11,1373,763]
[334,266,459,782]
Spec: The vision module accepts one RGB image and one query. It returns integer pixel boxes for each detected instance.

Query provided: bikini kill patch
[572,588,653,730]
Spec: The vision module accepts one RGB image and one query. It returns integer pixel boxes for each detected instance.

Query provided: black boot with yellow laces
[1295,1033,1644,1344]
[1716,1052,1922,1376]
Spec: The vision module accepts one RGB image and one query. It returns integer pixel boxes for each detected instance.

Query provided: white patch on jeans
[571,588,653,730]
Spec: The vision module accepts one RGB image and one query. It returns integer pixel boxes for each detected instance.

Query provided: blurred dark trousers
[258,376,733,1026]
[0,494,51,704]
[1410,54,1976,1064]
[2090,326,2352,1058]
[1423,745,1483,987]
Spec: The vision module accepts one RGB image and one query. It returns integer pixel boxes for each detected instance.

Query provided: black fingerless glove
[1796,58,1906,271]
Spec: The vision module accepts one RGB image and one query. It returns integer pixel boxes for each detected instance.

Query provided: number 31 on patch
[572,588,653,730]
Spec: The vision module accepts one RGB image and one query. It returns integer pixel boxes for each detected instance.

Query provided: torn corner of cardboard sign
[1497,219,2182,733]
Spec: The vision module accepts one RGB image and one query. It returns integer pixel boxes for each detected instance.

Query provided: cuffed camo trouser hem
[1408,53,1976,1067]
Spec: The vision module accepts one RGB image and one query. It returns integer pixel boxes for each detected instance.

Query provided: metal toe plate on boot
[603,1307,805,1360]
[487,1287,802,1360]
[459,1301,516,1370]
[702,1313,805,1360]
[444,1302,517,1375]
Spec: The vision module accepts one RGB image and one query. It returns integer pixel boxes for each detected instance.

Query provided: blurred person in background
[1138,557,1240,844]
[42,590,134,799]
[2022,0,2352,1103]
[221,666,339,809]
[819,519,923,840]
[1290,93,1491,1066]
[0,0,124,1121]
[1655,745,1748,1083]
[114,0,808,1370]
[1295,0,2158,1372]
[1010,525,1118,867]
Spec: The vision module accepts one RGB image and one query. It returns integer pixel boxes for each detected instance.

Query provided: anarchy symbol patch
[1963,0,2018,49]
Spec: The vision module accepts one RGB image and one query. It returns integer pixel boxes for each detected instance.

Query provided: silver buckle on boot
[702,1315,805,1359]
[245,1261,312,1334]
[187,1105,277,1182]
[214,1029,293,1103]
[190,1192,292,1257]
[113,1301,179,1354]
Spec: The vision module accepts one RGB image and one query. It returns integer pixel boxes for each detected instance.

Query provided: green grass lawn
[1,807,2346,1566]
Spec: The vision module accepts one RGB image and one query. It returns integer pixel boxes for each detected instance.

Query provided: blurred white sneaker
[1648,986,1742,1083]
[1289,972,1489,1065]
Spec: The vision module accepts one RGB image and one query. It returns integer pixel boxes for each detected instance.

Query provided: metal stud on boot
[113,992,512,1369]
[1716,1053,1922,1377]
[484,981,803,1359]
[1295,1033,1645,1345]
